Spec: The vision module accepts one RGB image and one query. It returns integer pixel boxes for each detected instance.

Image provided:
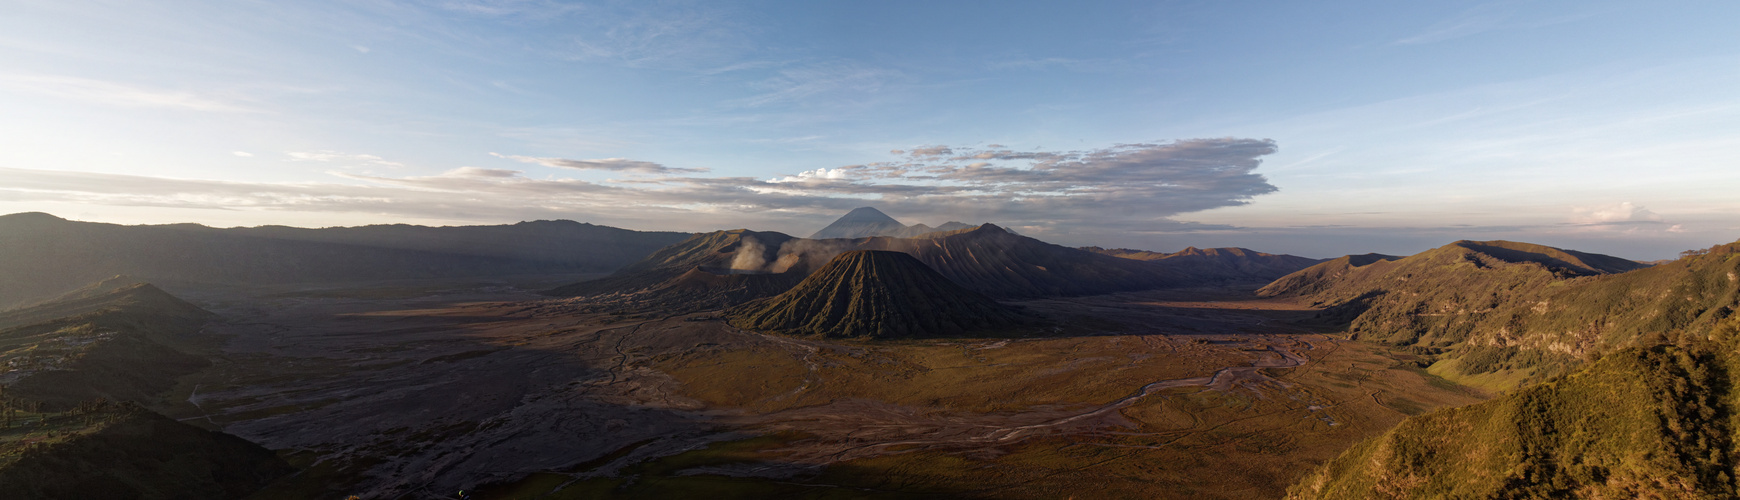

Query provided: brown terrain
[124,276,1485,499]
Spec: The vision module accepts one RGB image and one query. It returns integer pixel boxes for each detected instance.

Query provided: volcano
[727,250,1024,339]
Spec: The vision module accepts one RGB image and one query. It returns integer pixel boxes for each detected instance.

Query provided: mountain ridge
[0,212,691,309]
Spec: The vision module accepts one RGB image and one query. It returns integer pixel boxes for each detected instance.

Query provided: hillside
[1289,344,1735,499]
[727,250,1025,339]
[1085,245,1324,284]
[807,206,974,239]
[1287,242,1740,498]
[0,401,293,500]
[1255,253,1401,298]
[0,212,690,309]
[550,224,1185,303]
[0,280,219,410]
[543,229,798,299]
[0,280,293,499]
[1260,239,1740,390]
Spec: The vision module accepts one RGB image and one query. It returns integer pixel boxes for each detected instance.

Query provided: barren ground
[153,282,1484,499]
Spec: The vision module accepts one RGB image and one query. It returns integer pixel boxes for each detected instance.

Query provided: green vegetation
[1289,242,1740,498]
[1291,345,1734,499]
[1262,239,1740,388]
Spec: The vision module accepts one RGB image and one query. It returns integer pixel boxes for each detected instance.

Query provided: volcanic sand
[155,283,1484,499]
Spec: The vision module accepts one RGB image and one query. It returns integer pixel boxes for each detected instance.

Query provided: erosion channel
[156,284,1484,499]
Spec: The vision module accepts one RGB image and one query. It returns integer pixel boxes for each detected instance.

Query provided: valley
[148,281,1481,499]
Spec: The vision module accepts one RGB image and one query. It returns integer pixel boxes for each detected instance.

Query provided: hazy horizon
[4,1,1737,260]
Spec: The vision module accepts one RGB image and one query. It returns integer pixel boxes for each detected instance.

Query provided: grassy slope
[1289,244,1740,499]
[1260,240,1740,389]
[1291,344,1735,499]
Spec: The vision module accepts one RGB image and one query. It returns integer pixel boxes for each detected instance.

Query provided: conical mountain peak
[839,207,900,224]
[726,250,1023,339]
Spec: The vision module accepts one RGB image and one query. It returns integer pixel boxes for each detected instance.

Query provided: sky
[2,0,1737,260]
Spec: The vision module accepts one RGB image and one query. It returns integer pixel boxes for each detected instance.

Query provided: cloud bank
[491,153,708,174]
[0,138,1280,238]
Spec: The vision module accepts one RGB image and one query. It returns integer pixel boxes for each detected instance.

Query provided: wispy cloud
[285,151,404,168]
[0,74,259,112]
[490,153,709,174]
[731,62,903,108]
[1396,2,1519,44]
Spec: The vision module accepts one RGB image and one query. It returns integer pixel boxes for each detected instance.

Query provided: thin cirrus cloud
[285,151,405,168]
[0,138,1281,238]
[491,153,710,174]
[0,73,258,113]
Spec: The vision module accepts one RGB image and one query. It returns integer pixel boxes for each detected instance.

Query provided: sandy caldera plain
[153,281,1484,499]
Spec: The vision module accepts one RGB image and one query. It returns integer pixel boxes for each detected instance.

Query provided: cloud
[0,137,1282,239]
[1566,201,1675,234]
[0,74,258,112]
[767,168,848,183]
[1572,201,1663,224]
[732,61,902,108]
[232,151,254,157]
[285,150,404,168]
[1396,3,1517,45]
[491,153,708,174]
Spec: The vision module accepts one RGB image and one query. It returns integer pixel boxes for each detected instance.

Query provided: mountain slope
[1086,246,1324,284]
[543,229,797,298]
[0,212,690,308]
[861,224,1182,298]
[1289,345,1733,499]
[0,280,219,410]
[0,402,293,500]
[1261,240,1739,390]
[551,224,1185,303]
[808,207,975,239]
[1255,253,1401,298]
[1290,243,1740,498]
[727,250,1024,339]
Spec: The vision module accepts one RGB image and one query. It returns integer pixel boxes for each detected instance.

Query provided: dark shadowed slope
[1085,245,1324,284]
[862,224,1182,298]
[543,229,798,298]
[0,402,293,500]
[808,206,975,239]
[0,280,218,409]
[727,250,1025,339]
[0,279,291,499]
[0,212,690,309]
[551,224,1185,303]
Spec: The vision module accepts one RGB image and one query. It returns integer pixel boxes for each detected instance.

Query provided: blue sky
[2,1,1737,259]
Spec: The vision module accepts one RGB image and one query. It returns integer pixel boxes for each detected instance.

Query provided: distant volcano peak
[809,207,981,239]
[839,206,899,223]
